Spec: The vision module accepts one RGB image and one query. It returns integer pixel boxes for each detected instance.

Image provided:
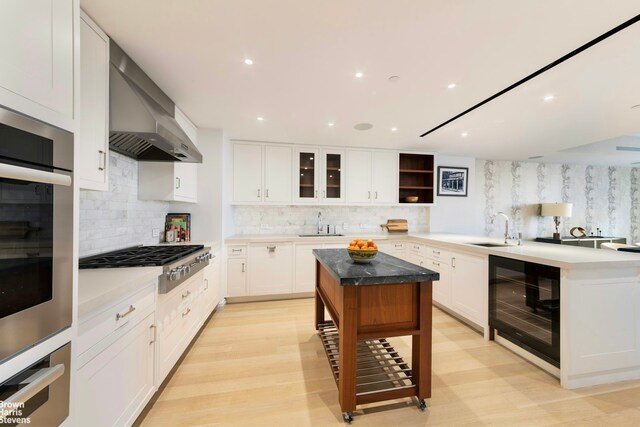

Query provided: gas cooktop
[79,245,205,268]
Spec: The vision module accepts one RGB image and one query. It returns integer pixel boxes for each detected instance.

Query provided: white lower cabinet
[450,251,487,327]
[427,258,452,307]
[76,312,156,427]
[295,243,317,293]
[201,252,221,315]
[157,272,202,383]
[377,241,406,260]
[227,257,248,297]
[248,242,293,295]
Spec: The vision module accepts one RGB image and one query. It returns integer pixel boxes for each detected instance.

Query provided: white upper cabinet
[232,142,292,204]
[78,11,109,191]
[346,150,398,204]
[0,0,74,131]
[264,145,292,203]
[138,107,199,203]
[295,148,345,204]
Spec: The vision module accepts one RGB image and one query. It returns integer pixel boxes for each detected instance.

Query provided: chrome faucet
[316,211,322,234]
[492,212,510,244]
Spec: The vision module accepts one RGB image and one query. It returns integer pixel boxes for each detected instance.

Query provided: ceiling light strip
[419,13,640,138]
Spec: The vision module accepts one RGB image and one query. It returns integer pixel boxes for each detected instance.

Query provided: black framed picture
[437,166,468,197]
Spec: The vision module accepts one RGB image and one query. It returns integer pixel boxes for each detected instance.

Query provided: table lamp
[541,202,573,240]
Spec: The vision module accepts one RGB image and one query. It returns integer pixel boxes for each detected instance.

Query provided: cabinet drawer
[408,242,425,255]
[424,246,451,264]
[77,281,156,356]
[227,245,247,257]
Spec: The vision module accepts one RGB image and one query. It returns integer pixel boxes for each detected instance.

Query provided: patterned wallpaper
[477,160,639,243]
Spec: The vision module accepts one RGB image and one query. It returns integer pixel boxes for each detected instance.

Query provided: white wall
[429,155,482,234]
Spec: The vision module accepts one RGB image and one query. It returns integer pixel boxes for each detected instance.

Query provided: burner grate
[79,245,204,268]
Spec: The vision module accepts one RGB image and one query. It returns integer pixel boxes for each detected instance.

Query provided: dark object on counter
[617,247,640,253]
[535,236,627,248]
[165,212,191,242]
[570,227,587,238]
[313,249,438,421]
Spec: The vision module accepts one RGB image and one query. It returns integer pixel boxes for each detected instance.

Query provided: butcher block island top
[312,249,439,423]
[312,249,439,286]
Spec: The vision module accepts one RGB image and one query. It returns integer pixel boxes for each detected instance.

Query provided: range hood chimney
[109,41,202,163]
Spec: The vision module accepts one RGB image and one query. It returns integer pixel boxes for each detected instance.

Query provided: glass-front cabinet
[295,148,344,204]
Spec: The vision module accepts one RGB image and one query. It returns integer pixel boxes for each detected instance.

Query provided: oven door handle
[0,364,65,422]
[0,163,71,187]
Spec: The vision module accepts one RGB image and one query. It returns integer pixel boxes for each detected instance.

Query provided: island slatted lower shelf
[318,321,419,403]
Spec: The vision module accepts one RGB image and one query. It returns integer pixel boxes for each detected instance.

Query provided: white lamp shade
[541,202,573,217]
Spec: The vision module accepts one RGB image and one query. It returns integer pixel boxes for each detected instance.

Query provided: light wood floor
[138,298,640,426]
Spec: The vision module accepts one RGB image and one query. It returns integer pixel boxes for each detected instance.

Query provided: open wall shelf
[398,153,435,204]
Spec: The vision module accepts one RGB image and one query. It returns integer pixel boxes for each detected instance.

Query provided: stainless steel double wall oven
[0,106,73,363]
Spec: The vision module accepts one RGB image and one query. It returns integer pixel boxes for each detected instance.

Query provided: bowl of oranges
[347,239,378,263]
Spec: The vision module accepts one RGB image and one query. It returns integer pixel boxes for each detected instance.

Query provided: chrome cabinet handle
[182,290,191,299]
[257,188,261,198]
[266,189,269,198]
[315,190,318,198]
[232,248,243,252]
[98,150,106,171]
[0,163,71,187]
[204,278,209,290]
[182,308,191,318]
[432,261,440,267]
[116,305,136,321]
[241,262,245,273]
[149,324,156,344]
[267,245,276,253]
[375,191,378,199]
[368,191,371,199]
[452,257,456,268]
[433,250,440,255]
[175,177,181,189]
[395,244,403,248]
[323,190,326,198]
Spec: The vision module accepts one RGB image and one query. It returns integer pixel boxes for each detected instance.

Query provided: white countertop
[225,232,640,269]
[78,267,162,322]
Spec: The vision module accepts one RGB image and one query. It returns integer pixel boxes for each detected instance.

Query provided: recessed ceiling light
[257,116,264,121]
[461,132,468,137]
[447,83,456,89]
[354,123,373,131]
[328,122,334,127]
[244,58,254,65]
[543,94,555,101]
[391,127,398,132]
[355,72,364,79]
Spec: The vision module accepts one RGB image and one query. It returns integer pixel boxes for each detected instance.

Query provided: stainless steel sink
[298,234,344,237]
[468,242,510,247]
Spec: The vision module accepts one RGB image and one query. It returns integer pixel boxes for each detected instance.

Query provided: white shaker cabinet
[248,242,293,295]
[0,0,74,131]
[138,107,198,202]
[233,142,292,204]
[76,312,156,427]
[295,243,318,293]
[346,150,398,204]
[450,251,487,327]
[78,11,109,191]
[428,257,453,307]
[227,258,248,297]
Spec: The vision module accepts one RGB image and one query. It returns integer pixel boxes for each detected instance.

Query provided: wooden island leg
[315,260,325,330]
[339,286,358,419]
[412,281,433,408]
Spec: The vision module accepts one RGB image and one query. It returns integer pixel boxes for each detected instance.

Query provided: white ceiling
[81,0,640,165]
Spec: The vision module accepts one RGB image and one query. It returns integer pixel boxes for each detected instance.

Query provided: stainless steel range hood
[109,41,202,163]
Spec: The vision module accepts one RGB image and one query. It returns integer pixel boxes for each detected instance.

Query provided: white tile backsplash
[79,152,172,257]
[230,205,430,235]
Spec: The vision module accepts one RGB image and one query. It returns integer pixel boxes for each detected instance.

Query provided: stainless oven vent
[109,41,202,163]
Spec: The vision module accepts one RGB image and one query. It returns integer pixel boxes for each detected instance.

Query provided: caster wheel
[343,412,354,424]
[418,399,427,411]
